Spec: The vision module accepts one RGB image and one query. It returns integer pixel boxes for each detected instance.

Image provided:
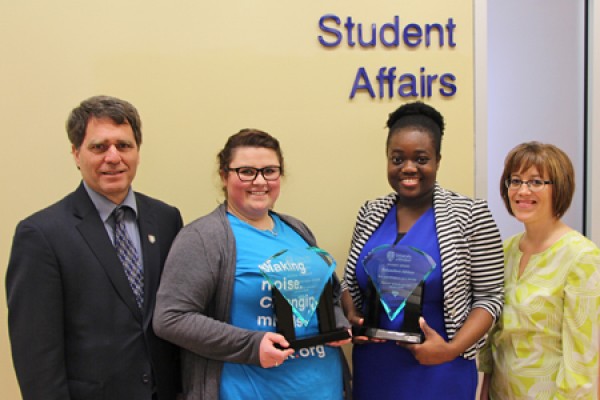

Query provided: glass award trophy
[258,247,350,349]
[352,244,436,344]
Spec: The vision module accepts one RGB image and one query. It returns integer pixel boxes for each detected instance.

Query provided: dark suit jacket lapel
[72,184,143,322]
[136,195,160,328]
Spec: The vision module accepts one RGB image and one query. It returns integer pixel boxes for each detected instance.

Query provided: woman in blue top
[342,102,505,399]
[154,129,350,399]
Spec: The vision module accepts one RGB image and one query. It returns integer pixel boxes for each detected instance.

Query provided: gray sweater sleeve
[153,208,265,365]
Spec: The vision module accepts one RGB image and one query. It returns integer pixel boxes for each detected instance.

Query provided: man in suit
[6,95,183,400]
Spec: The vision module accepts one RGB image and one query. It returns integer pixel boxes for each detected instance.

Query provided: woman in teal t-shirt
[154,129,351,400]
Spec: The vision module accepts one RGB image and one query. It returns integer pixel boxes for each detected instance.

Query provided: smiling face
[387,127,440,206]
[508,166,554,225]
[221,146,281,221]
[72,117,140,204]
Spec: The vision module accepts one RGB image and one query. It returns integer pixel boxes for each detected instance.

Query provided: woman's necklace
[267,224,278,236]
[229,209,278,236]
[260,216,278,236]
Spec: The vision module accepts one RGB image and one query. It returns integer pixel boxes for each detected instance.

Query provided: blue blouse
[353,206,477,400]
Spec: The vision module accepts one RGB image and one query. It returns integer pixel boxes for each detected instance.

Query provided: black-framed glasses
[225,166,282,182]
[505,178,553,192]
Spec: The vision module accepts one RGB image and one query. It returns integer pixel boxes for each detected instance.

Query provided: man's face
[72,117,140,204]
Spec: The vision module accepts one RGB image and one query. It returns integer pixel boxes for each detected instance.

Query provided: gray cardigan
[154,203,349,399]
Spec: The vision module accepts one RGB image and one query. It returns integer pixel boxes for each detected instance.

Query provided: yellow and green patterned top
[479,230,600,399]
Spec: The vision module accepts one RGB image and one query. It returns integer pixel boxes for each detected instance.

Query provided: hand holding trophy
[259,247,351,349]
[353,244,436,344]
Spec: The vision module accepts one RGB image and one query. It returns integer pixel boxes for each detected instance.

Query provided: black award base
[352,280,425,344]
[273,282,350,350]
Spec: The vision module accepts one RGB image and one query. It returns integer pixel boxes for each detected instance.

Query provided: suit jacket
[6,183,183,400]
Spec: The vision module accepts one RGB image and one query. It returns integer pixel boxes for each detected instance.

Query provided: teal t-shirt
[219,213,343,400]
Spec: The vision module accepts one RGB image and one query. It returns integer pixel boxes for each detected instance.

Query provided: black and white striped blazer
[342,184,504,359]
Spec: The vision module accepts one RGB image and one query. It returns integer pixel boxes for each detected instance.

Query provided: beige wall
[0,1,474,397]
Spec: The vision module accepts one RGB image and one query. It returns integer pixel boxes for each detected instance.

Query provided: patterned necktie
[113,206,144,309]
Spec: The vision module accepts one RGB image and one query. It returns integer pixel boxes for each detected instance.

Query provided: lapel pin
[148,234,156,244]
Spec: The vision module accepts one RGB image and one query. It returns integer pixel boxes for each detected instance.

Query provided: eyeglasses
[225,166,281,182]
[505,178,553,192]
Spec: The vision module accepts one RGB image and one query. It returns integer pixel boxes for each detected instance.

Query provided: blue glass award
[354,244,435,343]
[259,247,350,349]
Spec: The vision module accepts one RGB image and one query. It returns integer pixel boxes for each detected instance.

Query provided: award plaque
[259,247,350,349]
[352,244,436,343]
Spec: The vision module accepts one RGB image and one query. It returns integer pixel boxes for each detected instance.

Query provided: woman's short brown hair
[500,141,574,218]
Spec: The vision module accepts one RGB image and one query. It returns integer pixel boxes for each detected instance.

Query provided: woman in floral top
[479,142,600,399]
